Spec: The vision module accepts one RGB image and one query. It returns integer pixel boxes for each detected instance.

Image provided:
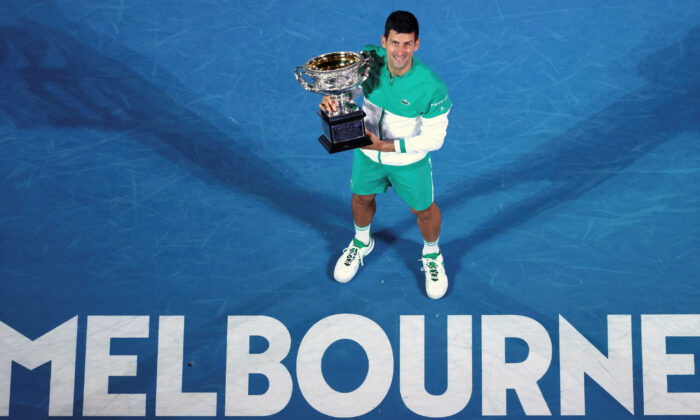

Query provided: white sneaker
[421,252,448,299]
[333,238,374,283]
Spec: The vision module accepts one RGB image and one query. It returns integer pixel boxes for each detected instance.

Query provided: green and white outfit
[350,44,452,211]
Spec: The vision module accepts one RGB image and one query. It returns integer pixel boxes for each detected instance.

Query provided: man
[320,10,451,299]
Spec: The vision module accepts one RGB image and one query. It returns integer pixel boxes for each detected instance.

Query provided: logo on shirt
[401,99,410,105]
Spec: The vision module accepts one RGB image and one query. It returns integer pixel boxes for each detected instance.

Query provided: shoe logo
[401,99,410,105]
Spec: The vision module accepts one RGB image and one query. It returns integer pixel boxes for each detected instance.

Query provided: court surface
[1,1,699,419]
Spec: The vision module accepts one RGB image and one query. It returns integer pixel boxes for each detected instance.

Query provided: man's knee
[353,194,376,206]
[411,202,437,218]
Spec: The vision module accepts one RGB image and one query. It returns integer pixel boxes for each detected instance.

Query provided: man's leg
[410,202,441,243]
[336,150,387,283]
[334,193,377,283]
[412,202,447,299]
[388,155,447,299]
[352,193,377,228]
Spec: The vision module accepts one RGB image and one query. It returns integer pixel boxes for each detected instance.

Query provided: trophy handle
[294,65,317,92]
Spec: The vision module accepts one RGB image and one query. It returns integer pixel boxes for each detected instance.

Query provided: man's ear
[414,37,420,51]
[381,35,387,48]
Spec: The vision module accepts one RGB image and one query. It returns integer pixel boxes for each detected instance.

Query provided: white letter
[400,315,472,417]
[642,314,700,415]
[0,317,78,416]
[482,315,552,415]
[297,314,393,417]
[559,315,633,415]
[83,316,149,416]
[156,316,216,416]
[225,316,292,416]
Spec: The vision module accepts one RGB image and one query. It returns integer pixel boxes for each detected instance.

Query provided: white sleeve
[393,109,450,154]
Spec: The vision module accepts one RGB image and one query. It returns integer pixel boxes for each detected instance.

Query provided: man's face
[381,30,420,76]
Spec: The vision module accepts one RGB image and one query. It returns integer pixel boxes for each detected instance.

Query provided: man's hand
[361,130,396,152]
[319,96,337,114]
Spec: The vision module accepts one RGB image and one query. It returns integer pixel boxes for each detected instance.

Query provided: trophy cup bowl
[295,51,374,153]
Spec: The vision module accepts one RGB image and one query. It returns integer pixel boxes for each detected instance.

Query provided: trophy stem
[328,93,354,117]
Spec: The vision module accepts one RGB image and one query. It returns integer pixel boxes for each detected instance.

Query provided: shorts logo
[401,99,410,105]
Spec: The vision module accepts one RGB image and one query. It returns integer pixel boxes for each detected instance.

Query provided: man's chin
[391,61,408,71]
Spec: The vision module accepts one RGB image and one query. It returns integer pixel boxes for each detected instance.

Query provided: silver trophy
[295,51,374,153]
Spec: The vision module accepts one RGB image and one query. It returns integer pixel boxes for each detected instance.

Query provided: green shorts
[351,149,434,211]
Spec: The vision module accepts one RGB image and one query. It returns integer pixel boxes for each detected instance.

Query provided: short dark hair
[384,10,419,40]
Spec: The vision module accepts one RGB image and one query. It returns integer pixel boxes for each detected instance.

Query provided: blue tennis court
[1,1,699,418]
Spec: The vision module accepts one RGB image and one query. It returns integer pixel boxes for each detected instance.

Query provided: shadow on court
[0,19,349,253]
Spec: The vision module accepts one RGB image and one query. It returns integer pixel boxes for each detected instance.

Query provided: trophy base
[318,109,372,154]
[318,134,372,154]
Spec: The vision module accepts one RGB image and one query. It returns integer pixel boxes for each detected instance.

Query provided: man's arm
[393,111,450,154]
[361,110,450,153]
[361,129,396,152]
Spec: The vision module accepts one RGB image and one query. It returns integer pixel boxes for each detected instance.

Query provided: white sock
[423,238,440,256]
[354,223,371,245]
